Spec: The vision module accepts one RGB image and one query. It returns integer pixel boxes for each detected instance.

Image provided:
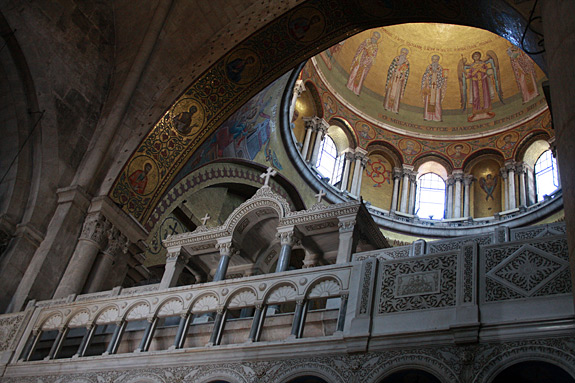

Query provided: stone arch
[463,149,504,173]
[366,141,402,169]
[378,368,443,383]
[365,354,458,383]
[225,287,258,309]
[94,305,120,325]
[66,309,91,328]
[265,281,299,304]
[123,301,151,321]
[329,117,357,150]
[186,367,248,383]
[275,361,345,383]
[304,81,324,119]
[490,360,575,383]
[414,155,453,177]
[116,373,166,383]
[39,312,64,331]
[155,296,185,317]
[474,345,575,383]
[190,292,220,314]
[516,130,551,165]
[305,276,342,299]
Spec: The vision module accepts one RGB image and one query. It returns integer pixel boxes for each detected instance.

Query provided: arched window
[315,135,344,185]
[415,173,445,220]
[534,150,559,201]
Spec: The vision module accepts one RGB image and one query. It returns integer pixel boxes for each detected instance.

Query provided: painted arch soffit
[108,0,541,225]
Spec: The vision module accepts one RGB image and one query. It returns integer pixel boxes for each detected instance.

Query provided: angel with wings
[458,51,504,122]
[479,173,498,201]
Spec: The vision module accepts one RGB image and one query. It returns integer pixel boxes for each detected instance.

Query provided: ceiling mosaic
[313,23,547,139]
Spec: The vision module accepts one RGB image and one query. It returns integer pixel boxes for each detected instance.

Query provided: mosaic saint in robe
[384,48,410,114]
[346,31,380,96]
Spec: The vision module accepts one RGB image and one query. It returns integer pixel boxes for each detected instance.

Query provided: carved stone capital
[393,167,403,179]
[463,174,474,186]
[215,241,235,257]
[338,219,356,233]
[500,168,509,179]
[447,175,455,186]
[452,170,464,182]
[293,79,306,98]
[505,160,516,172]
[103,227,129,257]
[344,151,355,162]
[276,229,299,246]
[79,212,110,247]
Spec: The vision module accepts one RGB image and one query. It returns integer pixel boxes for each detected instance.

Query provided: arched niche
[379,369,442,383]
[522,139,550,168]
[293,81,321,144]
[491,361,575,383]
[286,376,330,383]
[469,157,503,218]
[362,152,395,211]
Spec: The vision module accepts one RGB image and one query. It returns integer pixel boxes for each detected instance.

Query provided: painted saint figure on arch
[421,54,448,121]
[346,31,381,96]
[383,48,410,114]
[507,45,539,103]
[458,51,504,122]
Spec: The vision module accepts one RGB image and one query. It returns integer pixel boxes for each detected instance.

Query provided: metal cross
[315,189,326,203]
[201,213,210,226]
[260,167,277,187]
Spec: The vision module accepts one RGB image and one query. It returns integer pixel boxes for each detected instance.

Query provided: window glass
[534,150,559,201]
[315,136,343,185]
[415,173,445,219]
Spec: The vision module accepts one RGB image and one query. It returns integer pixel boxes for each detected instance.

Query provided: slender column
[86,228,129,293]
[517,163,528,207]
[208,308,226,346]
[104,320,126,355]
[74,324,95,358]
[400,165,414,213]
[453,171,463,218]
[549,137,561,188]
[354,151,368,196]
[20,329,42,361]
[500,169,509,210]
[47,327,68,359]
[506,161,517,209]
[525,164,536,205]
[408,172,417,214]
[290,79,305,122]
[349,149,368,196]
[247,304,263,342]
[290,300,305,338]
[53,212,110,298]
[446,175,454,218]
[336,293,348,332]
[309,119,328,165]
[390,168,402,212]
[463,174,474,217]
[214,239,235,282]
[336,217,356,264]
[173,313,191,349]
[340,150,355,192]
[301,118,314,160]
[275,228,298,273]
[159,247,191,289]
[135,317,157,352]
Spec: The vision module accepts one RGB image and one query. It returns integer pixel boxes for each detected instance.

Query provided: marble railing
[0,222,572,373]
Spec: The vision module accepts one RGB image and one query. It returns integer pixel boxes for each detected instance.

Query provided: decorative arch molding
[413,154,453,176]
[366,141,402,169]
[186,367,248,383]
[304,81,324,119]
[365,353,458,383]
[116,374,166,383]
[225,287,258,308]
[474,344,575,383]
[516,130,551,164]
[145,160,304,231]
[463,151,505,174]
[275,362,345,383]
[329,117,358,150]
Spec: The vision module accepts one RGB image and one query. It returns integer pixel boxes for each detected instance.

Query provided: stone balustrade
[0,222,572,380]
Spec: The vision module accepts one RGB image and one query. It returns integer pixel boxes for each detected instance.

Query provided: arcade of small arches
[289,83,560,229]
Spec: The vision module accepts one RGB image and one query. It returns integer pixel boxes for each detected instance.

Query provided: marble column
[541,0,575,299]
[336,293,348,333]
[446,175,454,219]
[290,300,306,339]
[336,217,356,264]
[275,228,298,273]
[73,324,95,358]
[408,172,417,215]
[390,168,402,212]
[549,137,561,188]
[213,239,235,282]
[247,304,264,342]
[400,165,414,213]
[309,119,329,166]
[86,228,129,293]
[350,149,368,197]
[506,161,517,210]
[453,171,463,218]
[135,316,157,352]
[173,313,191,349]
[289,79,305,122]
[525,164,536,205]
[340,150,355,192]
[208,308,226,346]
[159,247,191,289]
[517,163,528,207]
[53,212,110,298]
[500,169,509,210]
[47,327,68,359]
[463,174,474,218]
[103,320,126,355]
[301,118,315,161]
[21,329,42,361]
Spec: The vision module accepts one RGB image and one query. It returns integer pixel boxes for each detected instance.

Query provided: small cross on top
[260,167,277,187]
[315,189,326,204]
[201,213,210,226]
